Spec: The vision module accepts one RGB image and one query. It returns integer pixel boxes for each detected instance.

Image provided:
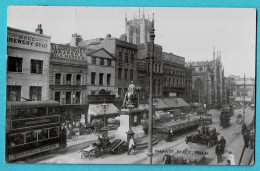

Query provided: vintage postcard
[6,6,256,165]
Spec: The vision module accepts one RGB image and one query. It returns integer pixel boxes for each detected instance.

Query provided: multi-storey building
[233,76,255,106]
[86,48,116,96]
[79,35,138,105]
[7,25,51,102]
[49,34,88,120]
[185,49,226,106]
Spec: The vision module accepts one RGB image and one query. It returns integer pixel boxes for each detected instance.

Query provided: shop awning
[162,98,190,108]
[154,98,170,110]
[88,103,119,116]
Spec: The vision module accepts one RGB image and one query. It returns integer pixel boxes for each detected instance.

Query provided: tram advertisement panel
[11,115,60,130]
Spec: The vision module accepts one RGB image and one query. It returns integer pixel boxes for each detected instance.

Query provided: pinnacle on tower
[213,46,215,60]
[139,7,140,18]
[143,7,145,18]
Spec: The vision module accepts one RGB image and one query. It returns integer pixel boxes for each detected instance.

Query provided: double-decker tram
[6,100,62,162]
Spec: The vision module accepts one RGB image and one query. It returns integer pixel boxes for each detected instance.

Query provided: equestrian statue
[123,81,139,109]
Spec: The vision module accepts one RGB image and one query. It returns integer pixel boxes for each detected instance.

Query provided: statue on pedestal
[123,81,139,108]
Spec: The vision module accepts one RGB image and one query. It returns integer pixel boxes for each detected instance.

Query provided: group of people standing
[242,123,254,149]
[215,136,235,165]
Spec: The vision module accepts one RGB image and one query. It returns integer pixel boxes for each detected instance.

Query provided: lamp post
[148,13,155,165]
[101,102,109,128]
[127,104,135,141]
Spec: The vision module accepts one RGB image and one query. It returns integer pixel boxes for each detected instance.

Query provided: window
[8,56,23,72]
[54,92,61,103]
[38,129,48,141]
[55,73,61,85]
[99,73,103,85]
[29,86,42,101]
[66,92,71,104]
[100,58,104,65]
[107,74,111,85]
[118,88,122,97]
[75,92,81,103]
[124,69,128,80]
[130,54,134,63]
[66,74,72,85]
[7,85,21,102]
[124,88,128,96]
[10,133,25,147]
[119,52,122,61]
[130,70,133,80]
[92,57,96,64]
[31,59,43,74]
[91,72,96,85]
[125,53,128,63]
[49,127,59,138]
[118,68,122,79]
[107,59,112,66]
[76,75,81,85]
[25,131,37,143]
[91,91,96,95]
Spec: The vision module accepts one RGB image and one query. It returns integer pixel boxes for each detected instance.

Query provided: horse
[123,91,138,109]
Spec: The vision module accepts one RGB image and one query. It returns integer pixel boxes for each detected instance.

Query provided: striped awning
[88,103,119,116]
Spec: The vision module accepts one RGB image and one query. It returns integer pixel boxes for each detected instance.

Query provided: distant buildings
[228,76,255,107]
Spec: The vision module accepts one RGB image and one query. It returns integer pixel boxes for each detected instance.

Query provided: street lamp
[127,104,135,141]
[101,102,109,128]
[148,13,155,165]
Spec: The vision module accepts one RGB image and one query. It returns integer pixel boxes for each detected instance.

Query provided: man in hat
[219,136,226,154]
[215,141,223,163]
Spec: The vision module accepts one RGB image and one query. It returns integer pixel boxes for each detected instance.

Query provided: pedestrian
[243,130,249,148]
[249,128,255,149]
[127,136,136,155]
[227,151,235,165]
[219,136,226,154]
[215,142,223,163]
[242,123,247,135]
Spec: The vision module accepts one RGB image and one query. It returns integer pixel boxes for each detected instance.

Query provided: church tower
[125,9,153,44]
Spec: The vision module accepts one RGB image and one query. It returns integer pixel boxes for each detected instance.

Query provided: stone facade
[7,26,51,102]
[185,50,226,106]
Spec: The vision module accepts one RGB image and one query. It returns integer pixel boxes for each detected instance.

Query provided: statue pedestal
[115,109,145,142]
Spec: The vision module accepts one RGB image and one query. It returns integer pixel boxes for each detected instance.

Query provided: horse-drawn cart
[80,137,128,159]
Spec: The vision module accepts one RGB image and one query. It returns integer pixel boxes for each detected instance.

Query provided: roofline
[7,26,51,39]
[87,48,116,60]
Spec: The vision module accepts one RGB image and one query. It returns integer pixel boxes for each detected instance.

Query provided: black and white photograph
[6,6,256,165]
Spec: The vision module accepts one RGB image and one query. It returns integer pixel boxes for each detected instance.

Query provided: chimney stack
[35,24,43,34]
[106,34,111,38]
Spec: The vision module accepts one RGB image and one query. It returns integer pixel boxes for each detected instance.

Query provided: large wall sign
[7,28,51,53]
[51,43,86,60]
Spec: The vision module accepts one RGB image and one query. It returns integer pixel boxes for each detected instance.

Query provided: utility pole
[243,73,246,124]
[147,13,155,165]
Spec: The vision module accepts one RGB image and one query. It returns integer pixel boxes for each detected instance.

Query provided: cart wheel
[207,141,212,148]
[86,128,93,134]
[73,135,78,141]
[117,146,125,154]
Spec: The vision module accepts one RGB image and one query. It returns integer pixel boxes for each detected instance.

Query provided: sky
[7,6,256,77]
